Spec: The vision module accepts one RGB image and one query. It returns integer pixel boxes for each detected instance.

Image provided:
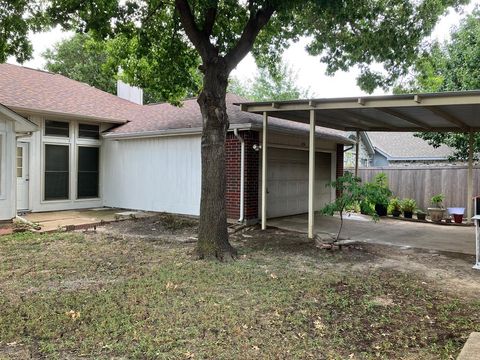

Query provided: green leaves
[396,9,480,162]
[229,61,312,101]
[321,172,371,217]
[0,0,35,63]
[1,0,466,99]
[44,33,117,95]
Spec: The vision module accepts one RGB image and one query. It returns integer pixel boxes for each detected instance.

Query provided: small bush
[401,198,417,213]
[431,194,445,208]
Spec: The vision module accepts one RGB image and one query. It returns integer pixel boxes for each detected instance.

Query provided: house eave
[8,105,128,125]
[0,103,38,132]
[388,156,450,161]
[102,123,253,140]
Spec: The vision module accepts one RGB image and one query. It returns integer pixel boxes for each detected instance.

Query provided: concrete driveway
[268,213,476,255]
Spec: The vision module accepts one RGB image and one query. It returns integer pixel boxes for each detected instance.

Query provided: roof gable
[367,132,453,160]
[0,63,140,123]
[0,103,37,132]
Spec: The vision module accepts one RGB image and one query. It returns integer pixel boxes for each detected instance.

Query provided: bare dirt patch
[101,212,198,242]
[1,216,479,359]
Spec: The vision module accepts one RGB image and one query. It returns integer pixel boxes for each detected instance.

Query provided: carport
[238,90,480,239]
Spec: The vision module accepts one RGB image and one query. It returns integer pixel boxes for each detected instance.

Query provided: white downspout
[234,129,245,223]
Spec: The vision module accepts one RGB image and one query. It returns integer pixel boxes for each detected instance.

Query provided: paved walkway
[269,213,476,255]
[22,208,153,233]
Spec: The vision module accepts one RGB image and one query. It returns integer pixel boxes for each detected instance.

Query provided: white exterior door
[16,142,29,210]
[266,148,332,218]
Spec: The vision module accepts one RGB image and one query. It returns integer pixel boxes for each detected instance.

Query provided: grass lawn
[0,217,479,359]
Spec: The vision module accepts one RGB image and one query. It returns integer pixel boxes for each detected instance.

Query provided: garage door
[265,148,332,218]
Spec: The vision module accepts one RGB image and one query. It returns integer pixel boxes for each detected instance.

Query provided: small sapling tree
[321,172,379,242]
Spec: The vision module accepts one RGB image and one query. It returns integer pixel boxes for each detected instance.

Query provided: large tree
[43,33,197,103]
[395,9,480,161]
[44,33,118,95]
[229,62,312,101]
[2,0,467,260]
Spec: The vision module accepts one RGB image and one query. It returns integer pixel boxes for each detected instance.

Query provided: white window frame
[76,144,101,200]
[42,142,71,202]
[43,119,70,139]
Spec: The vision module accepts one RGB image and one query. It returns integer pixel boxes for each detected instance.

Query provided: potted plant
[366,173,392,217]
[428,194,445,222]
[389,198,402,217]
[401,198,417,219]
[447,207,465,224]
[416,209,427,221]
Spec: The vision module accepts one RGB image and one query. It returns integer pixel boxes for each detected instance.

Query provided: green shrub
[364,173,393,207]
[401,198,417,213]
[388,197,402,213]
[431,194,445,208]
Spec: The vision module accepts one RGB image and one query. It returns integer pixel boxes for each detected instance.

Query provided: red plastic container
[453,214,463,224]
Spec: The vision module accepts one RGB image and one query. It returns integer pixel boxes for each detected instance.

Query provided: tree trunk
[196,59,237,260]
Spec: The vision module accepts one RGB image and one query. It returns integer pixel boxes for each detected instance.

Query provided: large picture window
[44,144,69,200]
[77,147,99,198]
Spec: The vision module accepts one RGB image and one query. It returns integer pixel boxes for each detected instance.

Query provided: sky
[8,1,480,98]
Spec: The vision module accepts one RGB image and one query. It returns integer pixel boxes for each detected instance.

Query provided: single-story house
[0,63,351,223]
[344,131,454,168]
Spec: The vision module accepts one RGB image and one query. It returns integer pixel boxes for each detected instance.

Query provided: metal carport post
[261,112,268,230]
[308,109,315,239]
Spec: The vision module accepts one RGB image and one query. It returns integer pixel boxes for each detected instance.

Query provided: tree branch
[224,5,275,72]
[202,3,218,36]
[174,0,214,61]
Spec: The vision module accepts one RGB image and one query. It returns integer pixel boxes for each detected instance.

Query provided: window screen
[44,145,69,200]
[45,120,69,137]
[79,124,100,139]
[77,147,99,198]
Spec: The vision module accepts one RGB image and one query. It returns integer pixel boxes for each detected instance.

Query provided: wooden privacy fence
[353,166,480,212]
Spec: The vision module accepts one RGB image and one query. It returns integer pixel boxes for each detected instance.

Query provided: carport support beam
[261,112,268,230]
[355,131,360,177]
[308,109,315,239]
[467,131,474,223]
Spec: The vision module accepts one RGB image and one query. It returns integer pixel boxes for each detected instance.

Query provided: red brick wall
[336,144,345,198]
[226,130,259,221]
[336,143,344,179]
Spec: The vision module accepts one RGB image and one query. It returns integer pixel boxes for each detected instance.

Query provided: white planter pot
[428,208,445,222]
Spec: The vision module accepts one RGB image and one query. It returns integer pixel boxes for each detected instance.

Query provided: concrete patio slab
[22,208,154,233]
[269,213,476,255]
[457,332,480,360]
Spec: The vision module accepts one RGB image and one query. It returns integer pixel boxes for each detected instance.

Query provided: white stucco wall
[0,116,16,220]
[102,135,202,215]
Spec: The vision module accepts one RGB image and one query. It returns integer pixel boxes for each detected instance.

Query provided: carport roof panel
[237,90,480,132]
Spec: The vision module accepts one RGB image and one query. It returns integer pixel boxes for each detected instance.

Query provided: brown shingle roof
[367,132,453,159]
[0,64,350,143]
[108,93,351,143]
[0,63,141,123]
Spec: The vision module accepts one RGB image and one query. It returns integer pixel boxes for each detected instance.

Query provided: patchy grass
[0,227,479,359]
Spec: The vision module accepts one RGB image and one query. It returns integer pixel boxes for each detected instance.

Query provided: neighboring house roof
[367,132,453,160]
[105,93,352,144]
[0,64,351,144]
[0,63,140,124]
